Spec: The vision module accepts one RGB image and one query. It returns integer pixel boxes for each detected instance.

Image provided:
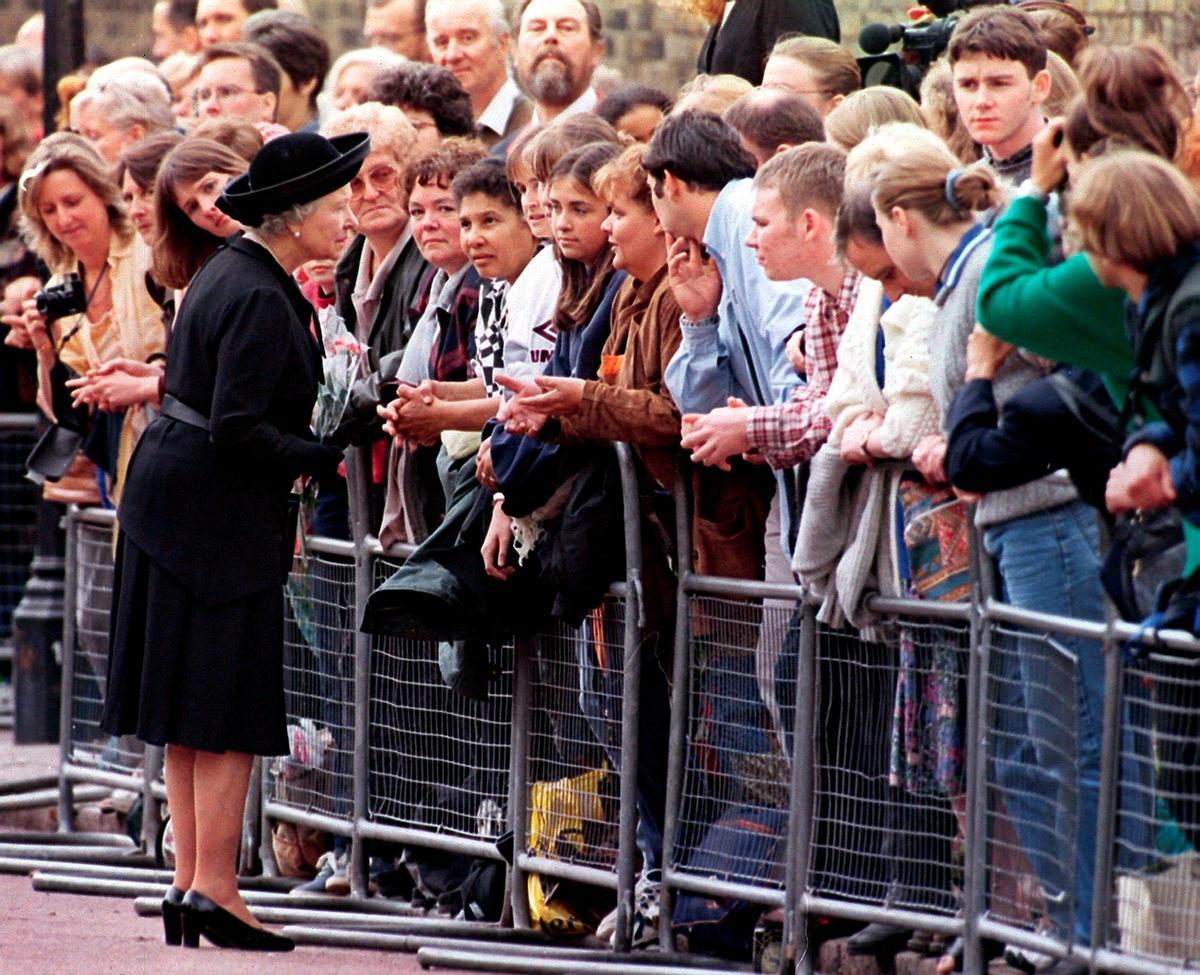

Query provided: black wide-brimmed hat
[218,131,370,226]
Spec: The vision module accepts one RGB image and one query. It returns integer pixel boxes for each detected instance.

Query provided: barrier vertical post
[142,745,163,853]
[613,443,644,951]
[962,522,991,975]
[657,464,692,954]
[508,634,533,929]
[56,507,77,832]
[786,600,817,975]
[1088,625,1122,968]
[345,444,374,898]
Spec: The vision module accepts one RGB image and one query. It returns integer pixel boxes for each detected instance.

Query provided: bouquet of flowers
[312,305,366,441]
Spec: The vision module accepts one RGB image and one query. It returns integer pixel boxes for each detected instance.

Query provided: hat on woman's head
[217,131,370,225]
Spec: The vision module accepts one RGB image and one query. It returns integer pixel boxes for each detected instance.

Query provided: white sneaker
[290,851,338,896]
[596,872,660,949]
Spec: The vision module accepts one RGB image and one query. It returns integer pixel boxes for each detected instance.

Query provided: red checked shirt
[744,268,863,469]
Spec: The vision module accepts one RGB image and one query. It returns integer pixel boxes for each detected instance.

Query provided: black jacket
[945,368,1119,511]
[118,235,340,604]
[334,232,432,369]
[697,0,840,85]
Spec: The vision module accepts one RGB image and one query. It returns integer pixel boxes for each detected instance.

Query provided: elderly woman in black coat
[101,131,367,952]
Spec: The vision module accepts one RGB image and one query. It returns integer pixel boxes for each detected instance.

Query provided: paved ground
[0,872,485,975]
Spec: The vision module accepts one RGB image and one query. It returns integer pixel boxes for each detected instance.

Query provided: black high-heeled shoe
[180,890,294,952]
[162,886,186,946]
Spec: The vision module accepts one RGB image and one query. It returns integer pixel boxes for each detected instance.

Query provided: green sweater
[977,193,1200,576]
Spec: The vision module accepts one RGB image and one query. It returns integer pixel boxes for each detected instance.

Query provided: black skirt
[100,534,289,756]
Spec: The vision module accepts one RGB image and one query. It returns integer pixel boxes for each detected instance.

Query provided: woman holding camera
[100,131,364,952]
[15,133,163,502]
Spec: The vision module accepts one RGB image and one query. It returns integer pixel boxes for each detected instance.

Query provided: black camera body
[858,0,1013,94]
[35,272,87,322]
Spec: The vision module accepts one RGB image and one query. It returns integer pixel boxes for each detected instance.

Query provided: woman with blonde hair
[824,86,925,153]
[14,133,164,504]
[871,130,1107,952]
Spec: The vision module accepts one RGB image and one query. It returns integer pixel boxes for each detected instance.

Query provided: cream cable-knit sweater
[823,277,940,458]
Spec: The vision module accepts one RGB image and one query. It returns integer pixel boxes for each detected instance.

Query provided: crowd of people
[1,0,1199,965]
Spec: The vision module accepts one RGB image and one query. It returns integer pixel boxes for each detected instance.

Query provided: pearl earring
[293,230,301,238]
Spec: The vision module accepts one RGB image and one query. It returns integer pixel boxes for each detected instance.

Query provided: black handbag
[25,421,85,483]
[1100,507,1186,622]
[26,362,90,484]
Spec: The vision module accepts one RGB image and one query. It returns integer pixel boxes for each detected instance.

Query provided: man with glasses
[364,0,431,62]
[193,41,281,123]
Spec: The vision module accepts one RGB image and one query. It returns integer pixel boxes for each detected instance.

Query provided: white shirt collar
[476,77,522,137]
[533,85,597,126]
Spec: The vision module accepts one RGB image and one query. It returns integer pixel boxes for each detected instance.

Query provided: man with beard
[514,0,604,125]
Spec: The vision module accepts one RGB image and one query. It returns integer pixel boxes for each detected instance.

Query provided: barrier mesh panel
[522,596,626,873]
[270,548,357,823]
[1110,647,1200,965]
[367,555,512,843]
[982,622,1083,945]
[68,518,144,782]
[809,617,965,915]
[672,595,791,892]
[0,420,37,644]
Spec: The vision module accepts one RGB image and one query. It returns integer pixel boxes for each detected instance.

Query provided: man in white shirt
[513,0,603,126]
[425,0,533,149]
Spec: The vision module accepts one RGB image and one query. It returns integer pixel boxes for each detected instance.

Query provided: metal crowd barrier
[47,443,1200,975]
[0,413,39,646]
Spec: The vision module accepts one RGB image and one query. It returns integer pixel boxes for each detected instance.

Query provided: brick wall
[2,1,1195,97]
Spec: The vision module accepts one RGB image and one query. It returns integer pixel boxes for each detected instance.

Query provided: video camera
[857,0,1010,96]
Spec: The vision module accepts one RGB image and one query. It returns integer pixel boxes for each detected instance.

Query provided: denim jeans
[984,499,1153,944]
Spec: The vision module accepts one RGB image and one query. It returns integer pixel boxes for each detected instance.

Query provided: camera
[35,272,87,322]
[857,0,1012,95]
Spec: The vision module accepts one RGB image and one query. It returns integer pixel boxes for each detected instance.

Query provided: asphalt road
[0,872,484,975]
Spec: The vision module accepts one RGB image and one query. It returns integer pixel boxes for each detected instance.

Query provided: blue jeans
[985,500,1154,944]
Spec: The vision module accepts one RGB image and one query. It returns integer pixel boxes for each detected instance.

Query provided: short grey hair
[74,77,176,135]
[256,197,320,236]
[424,0,509,39]
[321,46,408,109]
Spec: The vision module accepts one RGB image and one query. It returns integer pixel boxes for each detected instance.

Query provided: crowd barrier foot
[0,829,133,847]
[415,946,748,975]
[15,861,299,890]
[283,926,554,951]
[0,785,108,812]
[128,886,418,914]
[0,841,153,865]
[0,775,60,796]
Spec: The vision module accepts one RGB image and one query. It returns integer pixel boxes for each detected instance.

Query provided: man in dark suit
[697,0,840,87]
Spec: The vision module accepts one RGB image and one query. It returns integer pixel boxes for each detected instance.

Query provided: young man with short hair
[680,143,860,473]
[645,108,809,578]
[948,6,1051,183]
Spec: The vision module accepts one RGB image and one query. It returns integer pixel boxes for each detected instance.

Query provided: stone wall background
[1,1,1195,99]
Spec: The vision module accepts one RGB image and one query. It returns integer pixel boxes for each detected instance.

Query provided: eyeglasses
[349,164,400,197]
[194,84,256,104]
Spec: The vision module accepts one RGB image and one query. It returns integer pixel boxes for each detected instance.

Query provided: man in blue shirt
[643,109,810,557]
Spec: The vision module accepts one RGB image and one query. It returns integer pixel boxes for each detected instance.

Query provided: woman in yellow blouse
[15,132,164,503]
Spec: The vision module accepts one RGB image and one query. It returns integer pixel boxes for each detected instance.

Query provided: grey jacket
[929,228,1077,527]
